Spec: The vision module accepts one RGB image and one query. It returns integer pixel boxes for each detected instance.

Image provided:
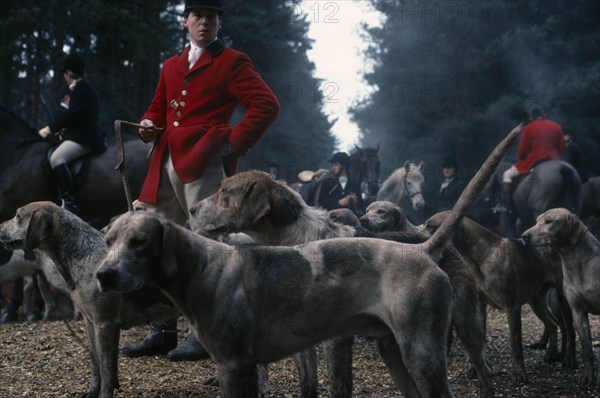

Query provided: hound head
[360,201,407,232]
[189,170,303,238]
[421,210,465,242]
[521,208,586,247]
[0,201,61,251]
[96,212,177,293]
[328,208,361,228]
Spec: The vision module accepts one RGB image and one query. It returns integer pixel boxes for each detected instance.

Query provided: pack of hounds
[0,124,598,398]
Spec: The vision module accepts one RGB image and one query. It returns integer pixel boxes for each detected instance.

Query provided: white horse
[376,161,426,211]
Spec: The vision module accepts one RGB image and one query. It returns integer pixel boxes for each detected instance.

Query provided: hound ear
[25,209,50,250]
[404,161,410,172]
[418,162,424,172]
[159,221,178,277]
[269,184,303,226]
[392,205,405,229]
[567,212,586,246]
[237,181,270,229]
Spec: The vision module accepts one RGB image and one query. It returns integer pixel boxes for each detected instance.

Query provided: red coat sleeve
[225,54,280,154]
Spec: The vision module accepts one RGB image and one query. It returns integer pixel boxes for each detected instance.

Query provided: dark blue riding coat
[49,77,106,154]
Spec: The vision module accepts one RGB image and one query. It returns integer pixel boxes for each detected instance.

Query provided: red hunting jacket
[515,118,565,174]
[139,40,280,203]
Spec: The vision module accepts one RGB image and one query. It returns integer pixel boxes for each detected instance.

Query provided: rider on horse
[37,53,106,214]
[497,105,566,214]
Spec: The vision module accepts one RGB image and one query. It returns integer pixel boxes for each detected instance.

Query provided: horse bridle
[403,170,422,199]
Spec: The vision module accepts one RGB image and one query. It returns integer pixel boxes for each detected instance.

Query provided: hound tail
[423,123,523,259]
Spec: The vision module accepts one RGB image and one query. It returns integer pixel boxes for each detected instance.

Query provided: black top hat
[60,54,85,76]
[328,152,350,168]
[528,105,545,119]
[441,155,459,169]
[185,0,224,12]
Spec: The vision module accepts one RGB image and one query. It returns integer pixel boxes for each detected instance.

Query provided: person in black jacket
[437,155,466,212]
[318,152,364,215]
[38,53,106,214]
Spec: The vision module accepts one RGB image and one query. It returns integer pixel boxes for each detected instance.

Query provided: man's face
[332,162,343,175]
[442,166,456,178]
[184,9,221,47]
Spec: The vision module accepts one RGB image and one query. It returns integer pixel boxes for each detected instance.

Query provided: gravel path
[0,306,598,397]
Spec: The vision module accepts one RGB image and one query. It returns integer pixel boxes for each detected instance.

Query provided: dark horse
[477,160,581,237]
[0,104,151,320]
[347,144,381,206]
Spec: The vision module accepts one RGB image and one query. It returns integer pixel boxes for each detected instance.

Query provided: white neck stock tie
[189,47,200,69]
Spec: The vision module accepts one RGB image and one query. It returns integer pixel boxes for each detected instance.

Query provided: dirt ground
[0,305,598,397]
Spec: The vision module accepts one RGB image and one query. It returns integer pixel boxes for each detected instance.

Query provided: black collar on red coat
[207,39,225,57]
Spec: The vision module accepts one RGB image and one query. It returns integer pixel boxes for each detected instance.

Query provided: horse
[480,160,581,237]
[375,161,426,212]
[0,104,151,320]
[348,144,381,206]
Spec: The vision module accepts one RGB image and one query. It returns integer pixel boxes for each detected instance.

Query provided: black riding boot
[121,321,178,358]
[53,163,79,215]
[167,333,210,361]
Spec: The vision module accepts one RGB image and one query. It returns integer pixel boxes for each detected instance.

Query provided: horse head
[402,161,426,211]
[350,144,381,197]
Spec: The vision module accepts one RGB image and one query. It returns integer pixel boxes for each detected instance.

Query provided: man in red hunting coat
[125,0,280,360]
[497,105,565,213]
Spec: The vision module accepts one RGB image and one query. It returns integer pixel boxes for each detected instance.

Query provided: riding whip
[113,120,145,212]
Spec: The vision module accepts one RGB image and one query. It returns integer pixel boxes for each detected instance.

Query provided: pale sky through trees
[301,0,382,151]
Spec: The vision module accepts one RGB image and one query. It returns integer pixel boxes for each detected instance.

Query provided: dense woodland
[1,0,598,184]
[354,0,600,179]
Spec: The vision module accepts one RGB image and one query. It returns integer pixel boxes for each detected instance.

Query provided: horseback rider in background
[37,53,106,214]
[496,105,565,215]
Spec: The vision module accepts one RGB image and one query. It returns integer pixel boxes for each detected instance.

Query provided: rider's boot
[167,333,210,361]
[121,321,178,357]
[53,163,80,215]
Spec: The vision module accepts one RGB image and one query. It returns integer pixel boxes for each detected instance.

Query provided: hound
[359,200,420,233]
[0,202,179,398]
[98,210,456,398]
[522,208,600,386]
[423,211,577,384]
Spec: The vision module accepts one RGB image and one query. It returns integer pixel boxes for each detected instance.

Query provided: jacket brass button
[182,90,187,96]
[176,111,182,117]
[179,101,186,107]
[173,121,179,127]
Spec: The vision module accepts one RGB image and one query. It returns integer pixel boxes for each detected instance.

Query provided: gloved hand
[222,151,241,177]
[38,126,52,139]
[137,119,162,143]
[217,141,236,157]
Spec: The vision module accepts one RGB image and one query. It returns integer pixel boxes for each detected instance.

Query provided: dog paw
[202,375,219,386]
